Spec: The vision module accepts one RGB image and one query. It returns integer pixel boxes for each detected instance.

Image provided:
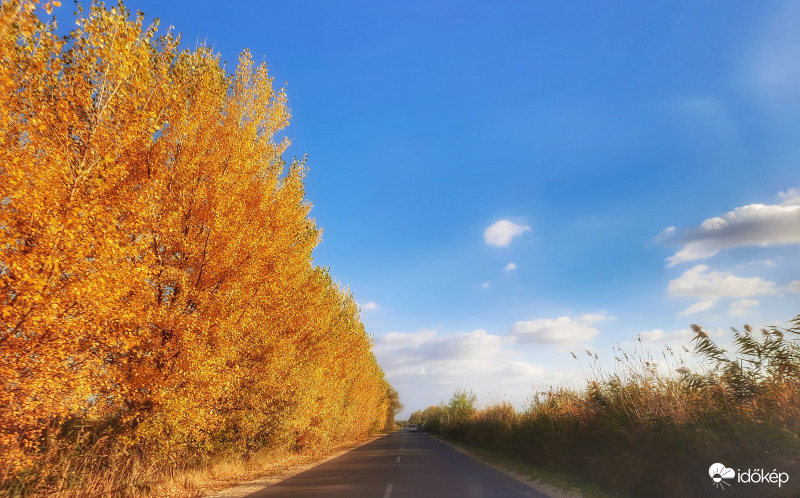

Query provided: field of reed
[416,316,800,497]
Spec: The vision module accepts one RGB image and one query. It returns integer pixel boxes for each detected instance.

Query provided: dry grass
[149,436,380,498]
[145,445,339,498]
[422,318,800,497]
[1,427,378,498]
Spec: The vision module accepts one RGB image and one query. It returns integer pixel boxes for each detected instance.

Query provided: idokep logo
[709,463,790,490]
[709,463,735,489]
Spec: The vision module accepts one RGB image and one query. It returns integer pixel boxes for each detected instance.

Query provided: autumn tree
[383,386,404,431]
[0,0,396,486]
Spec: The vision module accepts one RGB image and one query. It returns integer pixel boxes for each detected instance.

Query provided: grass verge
[1,434,384,498]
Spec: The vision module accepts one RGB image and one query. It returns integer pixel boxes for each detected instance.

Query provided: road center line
[396,456,400,463]
[383,482,393,498]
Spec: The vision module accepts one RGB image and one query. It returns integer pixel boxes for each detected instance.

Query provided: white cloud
[669,264,777,316]
[640,329,690,342]
[790,281,800,293]
[373,328,549,415]
[360,301,379,311]
[666,246,720,267]
[507,313,610,345]
[679,300,716,316]
[484,220,531,247]
[661,189,800,266]
[639,327,725,343]
[779,188,800,205]
[481,281,490,288]
[654,226,676,243]
[736,259,776,269]
[504,262,517,271]
[729,299,759,316]
[375,329,515,370]
[374,329,539,378]
[669,265,777,299]
[639,329,666,341]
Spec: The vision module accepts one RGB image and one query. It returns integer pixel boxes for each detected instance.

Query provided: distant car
[409,424,418,432]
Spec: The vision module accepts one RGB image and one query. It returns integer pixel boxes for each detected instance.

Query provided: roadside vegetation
[411,316,800,497]
[1,2,398,496]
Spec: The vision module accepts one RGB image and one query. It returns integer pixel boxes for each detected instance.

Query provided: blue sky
[83,1,800,416]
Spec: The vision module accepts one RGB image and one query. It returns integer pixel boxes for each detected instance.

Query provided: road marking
[396,456,400,463]
[383,482,393,498]
[400,446,403,451]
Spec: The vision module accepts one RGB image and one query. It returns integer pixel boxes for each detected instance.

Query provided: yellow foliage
[0,0,394,485]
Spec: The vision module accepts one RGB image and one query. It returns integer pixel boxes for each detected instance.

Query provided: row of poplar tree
[0,0,395,477]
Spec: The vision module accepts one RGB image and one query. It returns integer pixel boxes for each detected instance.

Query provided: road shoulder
[203,434,385,498]
[425,433,582,498]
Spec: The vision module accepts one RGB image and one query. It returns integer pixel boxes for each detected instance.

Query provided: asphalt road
[244,429,550,498]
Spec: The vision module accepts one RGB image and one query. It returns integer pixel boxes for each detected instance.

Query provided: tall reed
[421,316,800,497]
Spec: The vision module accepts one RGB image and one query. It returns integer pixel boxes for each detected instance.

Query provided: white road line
[396,456,400,463]
[383,482,393,498]
[400,446,403,451]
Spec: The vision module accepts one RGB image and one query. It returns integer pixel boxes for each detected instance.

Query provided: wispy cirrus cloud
[484,220,531,247]
[659,188,800,266]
